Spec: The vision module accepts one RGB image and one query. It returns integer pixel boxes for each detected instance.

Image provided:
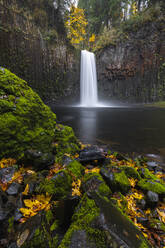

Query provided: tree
[65,5,88,46]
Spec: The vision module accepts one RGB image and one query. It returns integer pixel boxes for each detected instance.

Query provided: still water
[52,106,165,157]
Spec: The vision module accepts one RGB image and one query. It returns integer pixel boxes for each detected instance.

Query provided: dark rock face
[0,1,80,105]
[97,21,165,103]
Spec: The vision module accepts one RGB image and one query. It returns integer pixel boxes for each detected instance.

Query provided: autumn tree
[65,5,88,46]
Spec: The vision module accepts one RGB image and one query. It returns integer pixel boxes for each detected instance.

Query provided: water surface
[52,106,165,157]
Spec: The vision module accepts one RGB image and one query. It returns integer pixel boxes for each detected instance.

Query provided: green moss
[114,170,131,193]
[66,160,84,179]
[139,168,157,180]
[83,172,103,183]
[45,210,54,224]
[121,166,141,180]
[149,218,165,232]
[139,240,150,248]
[8,216,14,233]
[0,68,56,159]
[59,194,105,248]
[50,220,59,232]
[54,124,80,162]
[138,179,165,194]
[98,182,112,196]
[37,170,72,199]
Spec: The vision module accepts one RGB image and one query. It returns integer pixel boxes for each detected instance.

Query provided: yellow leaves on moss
[47,163,62,180]
[19,194,51,223]
[72,179,81,196]
[0,158,16,168]
[85,167,100,174]
[128,178,137,187]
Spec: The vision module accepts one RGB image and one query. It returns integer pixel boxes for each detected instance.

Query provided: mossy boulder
[0,68,56,159]
[37,170,72,199]
[58,194,105,248]
[66,160,84,179]
[122,166,141,180]
[53,124,80,162]
[138,179,165,195]
[100,167,131,194]
[82,172,112,198]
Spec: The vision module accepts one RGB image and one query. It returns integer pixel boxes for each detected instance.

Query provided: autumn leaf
[85,167,100,174]
[128,178,137,187]
[0,158,17,168]
[22,184,29,195]
[157,208,165,223]
[19,194,51,222]
[72,179,81,196]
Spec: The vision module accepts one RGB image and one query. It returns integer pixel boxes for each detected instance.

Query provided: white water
[80,50,99,107]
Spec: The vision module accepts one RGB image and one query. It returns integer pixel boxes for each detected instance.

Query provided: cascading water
[80,50,98,107]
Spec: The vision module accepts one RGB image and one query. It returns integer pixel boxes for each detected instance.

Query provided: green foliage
[93,27,118,51]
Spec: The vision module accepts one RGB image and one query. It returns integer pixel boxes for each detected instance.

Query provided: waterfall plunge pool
[52,105,165,160]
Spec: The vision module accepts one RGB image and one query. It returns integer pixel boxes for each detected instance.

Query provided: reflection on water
[53,106,165,156]
[79,110,97,143]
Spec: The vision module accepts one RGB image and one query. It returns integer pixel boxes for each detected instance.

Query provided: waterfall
[80,50,98,107]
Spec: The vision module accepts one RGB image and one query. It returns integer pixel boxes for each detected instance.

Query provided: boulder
[79,146,106,164]
[0,68,56,160]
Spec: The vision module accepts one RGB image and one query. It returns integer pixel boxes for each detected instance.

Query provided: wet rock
[38,170,72,199]
[24,150,54,170]
[79,146,106,164]
[14,208,23,222]
[100,166,131,194]
[146,191,159,207]
[0,167,15,183]
[146,161,158,171]
[137,199,146,210]
[70,230,96,248]
[7,182,21,195]
[8,242,17,248]
[0,209,10,221]
[62,155,73,166]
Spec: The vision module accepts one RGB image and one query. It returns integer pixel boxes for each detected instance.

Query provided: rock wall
[97,20,165,103]
[0,1,80,104]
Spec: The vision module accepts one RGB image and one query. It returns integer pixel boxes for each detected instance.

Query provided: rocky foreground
[0,68,165,248]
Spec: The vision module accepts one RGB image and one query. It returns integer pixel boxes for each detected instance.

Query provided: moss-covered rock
[58,194,106,248]
[21,210,60,248]
[37,170,72,199]
[0,68,56,159]
[100,167,131,194]
[139,168,158,180]
[138,179,165,195]
[53,124,80,162]
[66,160,84,179]
[122,166,141,180]
[82,172,112,197]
